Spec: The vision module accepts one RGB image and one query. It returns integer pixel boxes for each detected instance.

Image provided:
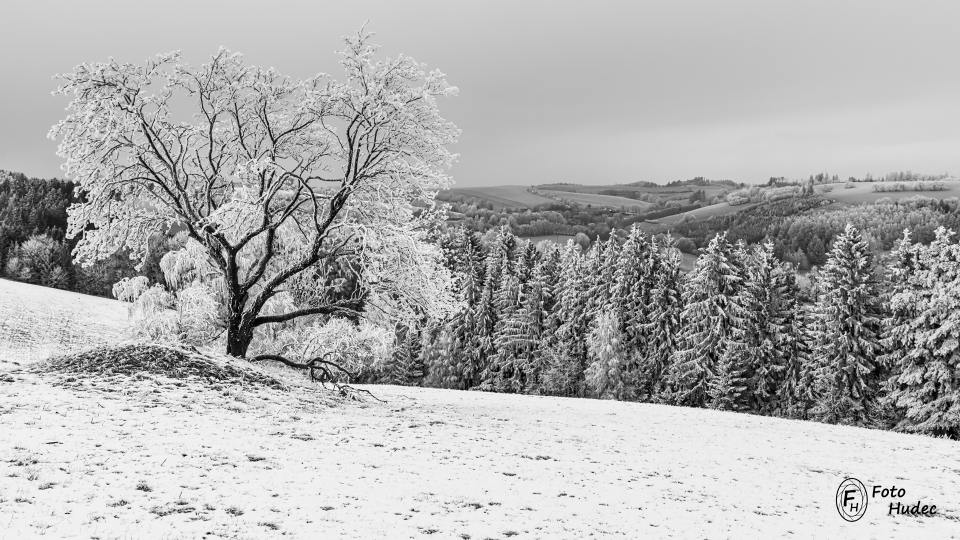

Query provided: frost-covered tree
[769,264,809,417]
[4,234,69,288]
[585,234,621,325]
[51,31,459,369]
[610,225,653,396]
[809,224,885,426]
[707,241,756,411]
[482,260,522,390]
[639,235,683,401]
[742,242,797,414]
[668,233,743,407]
[883,228,960,437]
[385,323,425,386]
[586,311,629,399]
[541,241,590,396]
[522,246,562,392]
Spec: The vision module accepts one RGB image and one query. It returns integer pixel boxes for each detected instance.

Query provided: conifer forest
[390,223,960,439]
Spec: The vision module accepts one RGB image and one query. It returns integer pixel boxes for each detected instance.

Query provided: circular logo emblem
[836,478,868,522]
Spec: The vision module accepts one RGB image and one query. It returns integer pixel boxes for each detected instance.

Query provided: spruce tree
[483,258,524,391]
[708,241,755,411]
[809,224,885,426]
[773,264,811,418]
[744,242,796,414]
[884,228,960,437]
[585,312,629,399]
[611,225,654,396]
[541,241,590,396]
[667,233,743,407]
[638,235,682,401]
[387,324,425,385]
[525,246,562,392]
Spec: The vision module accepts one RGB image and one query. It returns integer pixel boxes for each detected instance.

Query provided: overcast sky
[3,0,960,186]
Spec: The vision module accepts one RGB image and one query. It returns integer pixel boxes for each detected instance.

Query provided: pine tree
[525,246,562,392]
[710,342,753,411]
[708,240,755,411]
[421,322,459,388]
[611,225,654,397]
[774,265,811,418]
[809,224,885,426]
[667,233,743,407]
[432,228,488,390]
[467,240,511,387]
[744,242,796,414]
[515,239,538,285]
[541,241,590,396]
[585,312,629,399]
[883,228,960,437]
[638,234,682,401]
[483,257,523,391]
[387,324,425,385]
[785,271,826,420]
[585,234,621,325]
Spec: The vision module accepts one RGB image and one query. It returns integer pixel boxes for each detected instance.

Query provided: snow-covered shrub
[113,276,149,303]
[761,186,800,202]
[255,317,393,382]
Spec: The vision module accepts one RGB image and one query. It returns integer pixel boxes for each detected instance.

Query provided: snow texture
[2,266,959,538]
[0,372,958,538]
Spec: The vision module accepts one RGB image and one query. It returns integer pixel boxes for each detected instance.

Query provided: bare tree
[51,30,460,359]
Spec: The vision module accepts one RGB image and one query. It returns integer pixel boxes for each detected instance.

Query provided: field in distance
[441,180,733,211]
[439,185,556,209]
[648,179,960,229]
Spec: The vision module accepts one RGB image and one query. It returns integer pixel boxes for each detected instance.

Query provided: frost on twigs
[250,318,392,400]
[50,27,460,365]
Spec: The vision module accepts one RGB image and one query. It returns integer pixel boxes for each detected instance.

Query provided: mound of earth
[33,344,286,389]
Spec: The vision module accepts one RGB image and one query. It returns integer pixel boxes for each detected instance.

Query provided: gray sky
[3,0,960,186]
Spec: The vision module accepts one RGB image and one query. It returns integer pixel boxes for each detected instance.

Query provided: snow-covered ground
[0,278,129,370]
[1,280,959,538]
[1,372,958,538]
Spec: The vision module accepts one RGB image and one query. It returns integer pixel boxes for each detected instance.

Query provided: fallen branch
[249,352,383,402]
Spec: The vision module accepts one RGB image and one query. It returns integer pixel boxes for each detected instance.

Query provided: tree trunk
[226,316,254,358]
[225,272,253,357]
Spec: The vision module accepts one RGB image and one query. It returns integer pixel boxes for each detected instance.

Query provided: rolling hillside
[0,278,129,370]
[536,181,733,204]
[1,273,959,538]
[645,179,960,231]
[536,190,654,211]
[815,180,960,204]
[439,186,556,209]
[442,180,737,212]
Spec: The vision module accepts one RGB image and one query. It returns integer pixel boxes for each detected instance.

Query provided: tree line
[665,195,960,268]
[382,224,960,439]
[0,171,166,296]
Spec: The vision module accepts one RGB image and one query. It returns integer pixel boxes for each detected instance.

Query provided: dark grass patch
[150,500,196,517]
[34,344,286,390]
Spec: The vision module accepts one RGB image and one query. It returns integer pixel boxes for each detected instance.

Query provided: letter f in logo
[843,489,857,509]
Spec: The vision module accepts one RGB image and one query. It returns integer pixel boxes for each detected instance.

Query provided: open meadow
[1,278,959,538]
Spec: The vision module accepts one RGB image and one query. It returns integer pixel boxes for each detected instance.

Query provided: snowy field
[0,278,129,370]
[1,281,959,538]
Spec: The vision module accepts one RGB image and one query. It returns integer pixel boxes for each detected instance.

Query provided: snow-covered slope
[1,279,958,538]
[0,373,957,538]
[0,278,129,369]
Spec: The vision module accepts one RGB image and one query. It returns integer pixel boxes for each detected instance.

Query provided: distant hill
[645,178,960,230]
[441,179,740,212]
[438,185,556,209]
